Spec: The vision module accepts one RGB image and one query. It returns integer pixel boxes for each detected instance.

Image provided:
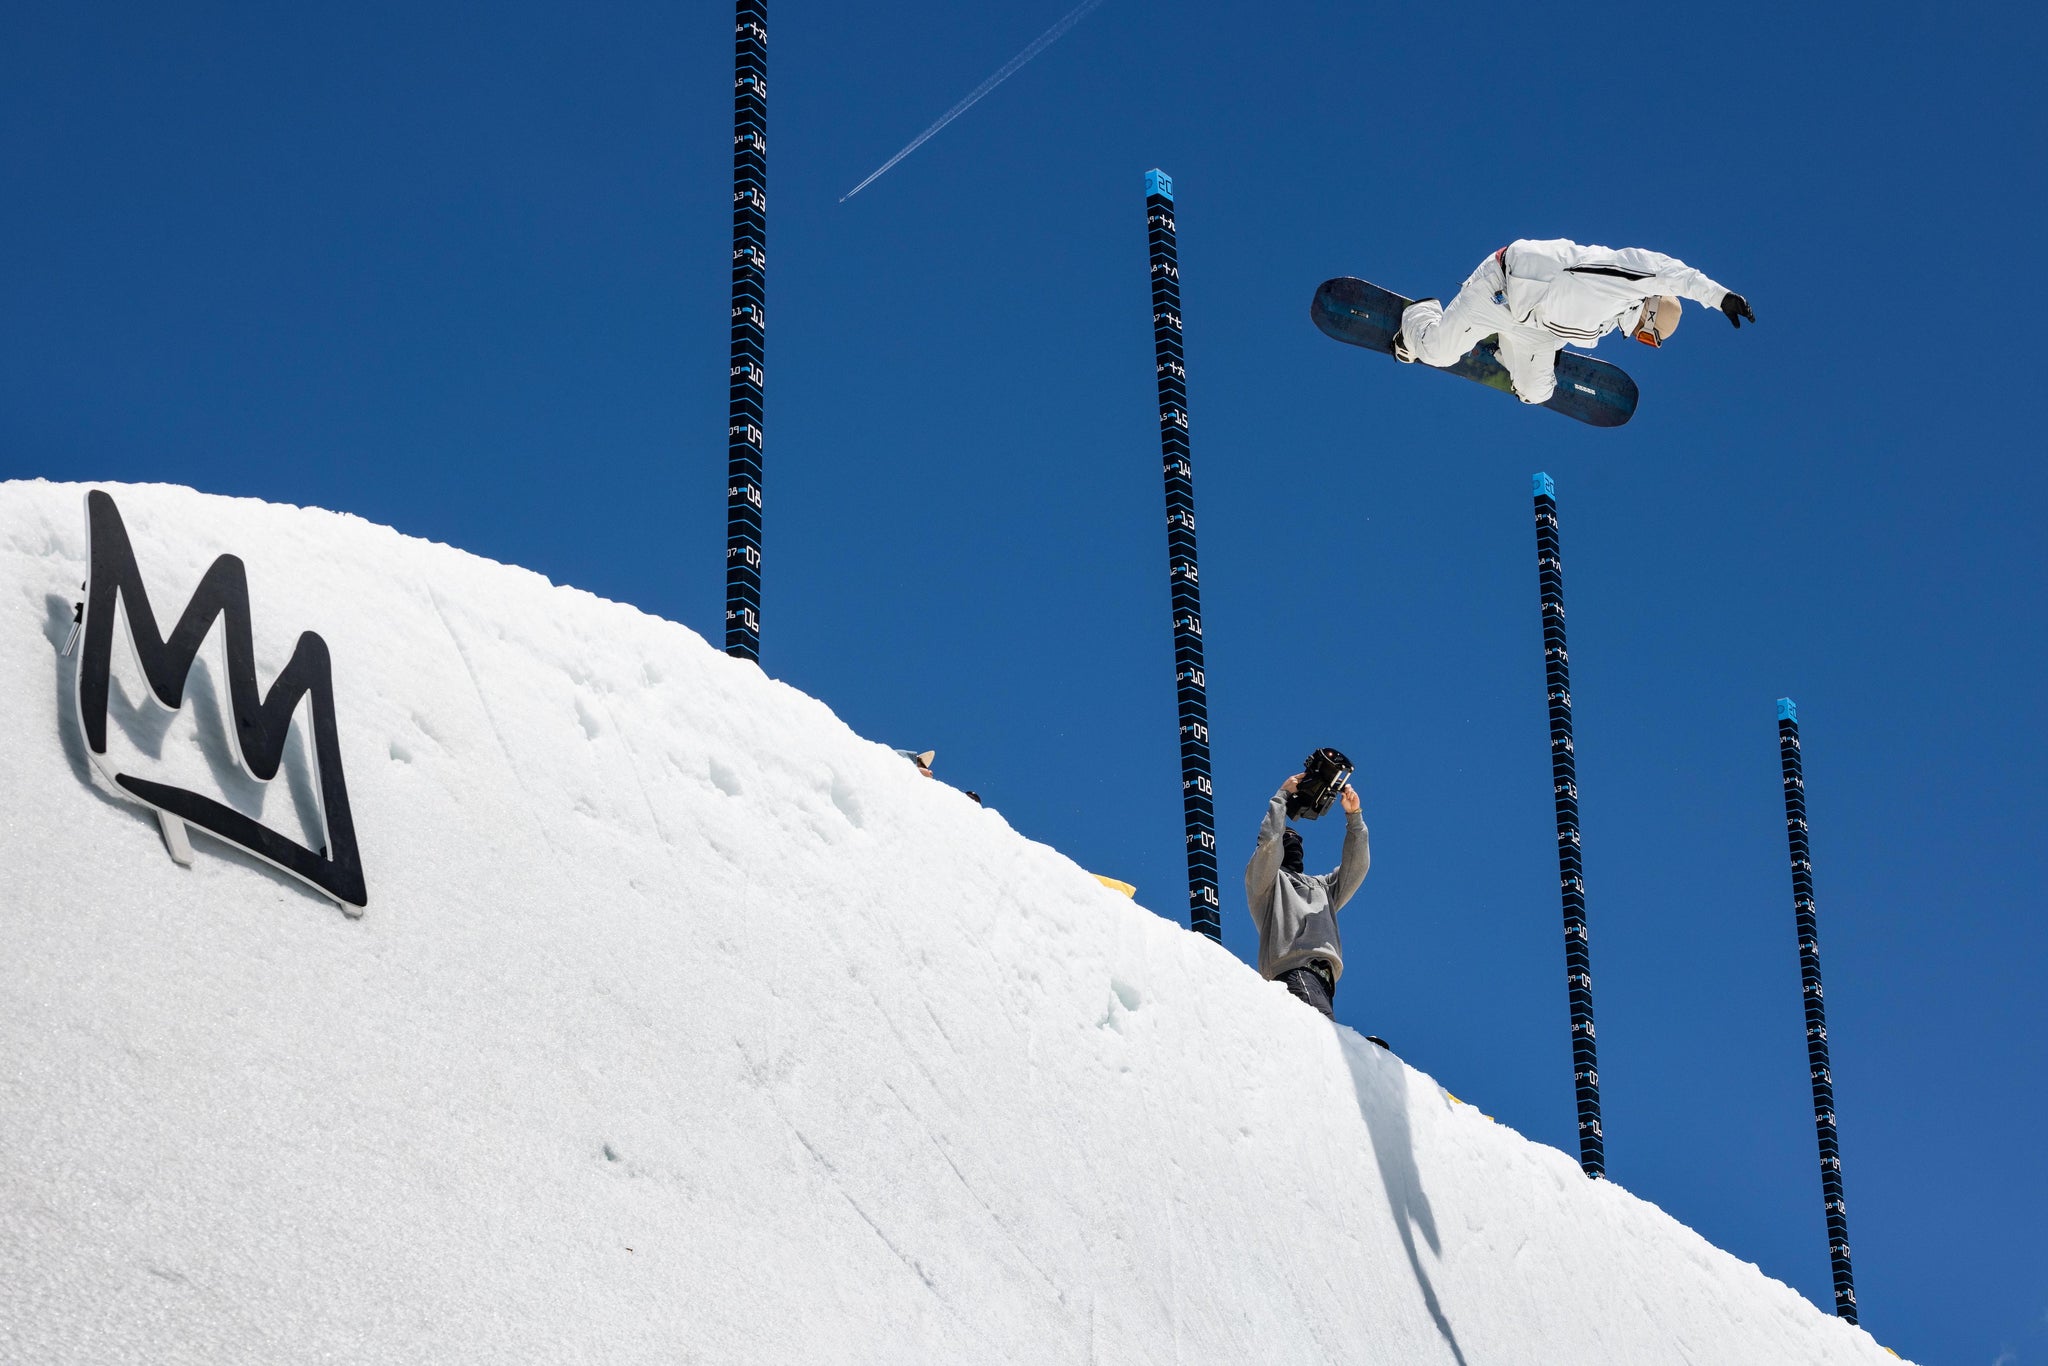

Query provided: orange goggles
[1633,301,1666,347]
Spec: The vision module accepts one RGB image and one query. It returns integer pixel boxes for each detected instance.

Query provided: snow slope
[0,481,1906,1364]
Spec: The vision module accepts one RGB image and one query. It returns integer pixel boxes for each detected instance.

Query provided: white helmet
[1633,294,1682,347]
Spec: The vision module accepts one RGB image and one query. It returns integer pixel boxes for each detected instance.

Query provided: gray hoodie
[1245,788,1371,982]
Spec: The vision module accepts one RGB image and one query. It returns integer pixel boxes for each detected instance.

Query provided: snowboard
[1311,277,1639,428]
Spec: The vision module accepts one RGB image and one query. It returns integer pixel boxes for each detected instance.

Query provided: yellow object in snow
[1093,875,1136,897]
[1442,1090,1494,1122]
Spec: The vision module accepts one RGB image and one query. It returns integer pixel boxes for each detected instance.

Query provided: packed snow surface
[0,481,1907,1364]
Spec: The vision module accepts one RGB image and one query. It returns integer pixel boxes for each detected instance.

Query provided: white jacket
[1502,239,1730,346]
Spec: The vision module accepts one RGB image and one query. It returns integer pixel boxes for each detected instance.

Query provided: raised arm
[1590,246,1730,310]
[1329,786,1372,909]
[1244,783,1293,906]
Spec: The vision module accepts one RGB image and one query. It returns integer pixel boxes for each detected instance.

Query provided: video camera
[1286,747,1355,821]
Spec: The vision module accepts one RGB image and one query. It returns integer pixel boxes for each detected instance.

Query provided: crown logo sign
[68,490,368,911]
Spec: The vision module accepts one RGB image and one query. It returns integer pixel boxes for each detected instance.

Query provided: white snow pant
[1401,251,1562,404]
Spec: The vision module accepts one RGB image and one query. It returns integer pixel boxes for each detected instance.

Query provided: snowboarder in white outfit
[1392,239,1754,404]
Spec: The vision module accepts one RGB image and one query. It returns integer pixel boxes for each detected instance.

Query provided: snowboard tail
[1311,277,1639,428]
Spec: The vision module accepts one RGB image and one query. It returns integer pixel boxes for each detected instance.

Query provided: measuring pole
[725,0,768,660]
[1145,169,1219,940]
[1777,698,1859,1322]
[1533,473,1605,1176]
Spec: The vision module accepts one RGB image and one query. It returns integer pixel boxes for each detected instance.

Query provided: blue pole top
[1778,697,1799,722]
[1533,472,1556,497]
[1145,168,1174,200]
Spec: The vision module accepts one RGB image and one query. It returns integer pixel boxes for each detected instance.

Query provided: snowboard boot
[1390,298,1439,364]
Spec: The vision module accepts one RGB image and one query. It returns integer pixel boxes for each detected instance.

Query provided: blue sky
[4,2,2043,1360]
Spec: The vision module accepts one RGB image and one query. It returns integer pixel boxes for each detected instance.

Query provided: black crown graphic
[70,490,368,911]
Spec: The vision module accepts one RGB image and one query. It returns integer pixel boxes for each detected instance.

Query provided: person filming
[1245,756,1370,1020]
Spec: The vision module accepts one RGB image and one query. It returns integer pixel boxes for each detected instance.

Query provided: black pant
[1278,963,1337,1019]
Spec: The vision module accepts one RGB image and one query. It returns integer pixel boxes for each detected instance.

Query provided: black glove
[1721,292,1755,328]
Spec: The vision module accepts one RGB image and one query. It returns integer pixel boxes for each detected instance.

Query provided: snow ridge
[0,481,1906,1364]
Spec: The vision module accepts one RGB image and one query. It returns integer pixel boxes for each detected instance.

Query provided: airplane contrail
[840,0,1109,202]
